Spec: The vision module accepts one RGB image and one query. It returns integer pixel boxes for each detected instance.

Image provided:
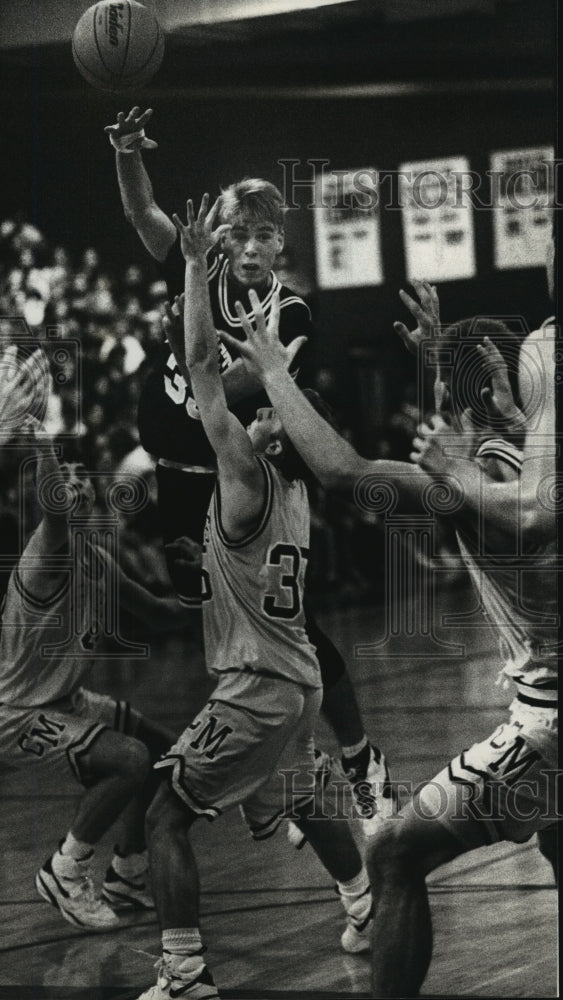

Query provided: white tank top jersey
[456,439,558,701]
[202,457,322,690]
[0,539,108,707]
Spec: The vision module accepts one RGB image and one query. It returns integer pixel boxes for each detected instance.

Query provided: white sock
[59,832,93,862]
[112,848,148,880]
[162,928,205,978]
[338,866,371,911]
[341,735,368,759]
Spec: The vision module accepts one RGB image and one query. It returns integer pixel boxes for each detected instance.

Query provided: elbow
[520,507,555,549]
[319,458,362,494]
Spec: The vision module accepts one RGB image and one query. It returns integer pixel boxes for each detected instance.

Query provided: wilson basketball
[72,1,164,92]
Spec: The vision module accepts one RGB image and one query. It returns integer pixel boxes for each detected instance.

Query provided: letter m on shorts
[19,714,67,755]
[189,714,233,760]
[488,736,542,789]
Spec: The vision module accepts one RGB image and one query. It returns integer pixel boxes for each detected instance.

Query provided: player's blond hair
[220,179,285,230]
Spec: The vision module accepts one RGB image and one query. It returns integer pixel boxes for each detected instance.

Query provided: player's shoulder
[475,437,523,473]
[276,278,312,321]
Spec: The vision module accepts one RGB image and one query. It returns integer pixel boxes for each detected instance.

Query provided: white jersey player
[135,195,374,1000]
[0,424,191,932]
[225,259,558,997]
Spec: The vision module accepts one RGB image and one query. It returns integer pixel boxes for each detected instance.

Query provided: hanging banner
[490,147,554,270]
[399,156,476,282]
[314,168,383,289]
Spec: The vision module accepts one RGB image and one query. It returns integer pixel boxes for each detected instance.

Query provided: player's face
[246,407,284,455]
[60,463,96,513]
[222,215,284,288]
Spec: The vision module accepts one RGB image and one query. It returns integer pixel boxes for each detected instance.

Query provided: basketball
[72,1,164,92]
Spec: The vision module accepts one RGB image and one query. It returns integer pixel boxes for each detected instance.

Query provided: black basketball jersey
[137,242,313,466]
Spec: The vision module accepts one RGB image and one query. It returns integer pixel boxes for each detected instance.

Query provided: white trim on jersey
[213,457,274,549]
[217,259,282,327]
[66,722,108,783]
[13,569,70,611]
[154,755,222,819]
[206,254,221,282]
[280,295,312,318]
[247,811,284,841]
[476,438,523,472]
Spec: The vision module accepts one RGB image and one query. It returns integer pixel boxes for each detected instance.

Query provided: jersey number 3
[263,543,307,621]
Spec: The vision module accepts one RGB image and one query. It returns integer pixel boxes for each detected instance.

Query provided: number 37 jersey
[202,458,322,691]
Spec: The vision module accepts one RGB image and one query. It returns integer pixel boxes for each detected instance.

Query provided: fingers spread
[137,108,153,127]
[198,193,210,222]
[399,288,425,322]
[206,197,221,226]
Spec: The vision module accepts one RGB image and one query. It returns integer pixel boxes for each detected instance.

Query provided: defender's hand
[394,279,441,355]
[477,336,526,430]
[0,346,50,444]
[221,289,307,384]
[172,194,231,261]
[411,414,459,474]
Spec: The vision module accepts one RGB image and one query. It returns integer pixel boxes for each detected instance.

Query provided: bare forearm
[184,258,220,372]
[262,367,365,486]
[116,150,154,221]
[36,444,69,543]
[222,359,261,404]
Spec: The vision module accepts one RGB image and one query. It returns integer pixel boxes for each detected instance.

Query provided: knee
[366,822,416,882]
[145,782,189,844]
[116,737,152,788]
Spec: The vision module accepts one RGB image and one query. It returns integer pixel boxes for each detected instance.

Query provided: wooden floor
[0,580,557,999]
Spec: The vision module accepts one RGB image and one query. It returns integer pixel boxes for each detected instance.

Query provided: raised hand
[410,413,472,474]
[172,194,231,261]
[476,336,526,430]
[219,289,307,384]
[104,106,158,152]
[394,279,441,354]
[0,346,50,445]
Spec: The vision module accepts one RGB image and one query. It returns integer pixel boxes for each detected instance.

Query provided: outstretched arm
[105,107,176,261]
[394,279,448,413]
[411,328,557,547]
[221,293,430,513]
[173,196,267,538]
[0,346,50,446]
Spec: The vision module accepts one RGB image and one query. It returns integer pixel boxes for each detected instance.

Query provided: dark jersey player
[105,106,394,833]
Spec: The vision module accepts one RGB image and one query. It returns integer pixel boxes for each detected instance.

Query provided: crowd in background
[0,216,451,605]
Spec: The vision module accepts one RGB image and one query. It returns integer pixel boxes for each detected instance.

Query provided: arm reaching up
[394,279,448,413]
[173,195,266,540]
[411,327,557,548]
[105,106,176,261]
[0,346,50,446]
[220,290,431,513]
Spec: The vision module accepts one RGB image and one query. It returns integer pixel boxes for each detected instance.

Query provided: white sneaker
[36,852,119,931]
[286,748,332,850]
[136,958,219,999]
[342,747,398,836]
[339,885,373,954]
[286,820,307,849]
[102,863,155,910]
